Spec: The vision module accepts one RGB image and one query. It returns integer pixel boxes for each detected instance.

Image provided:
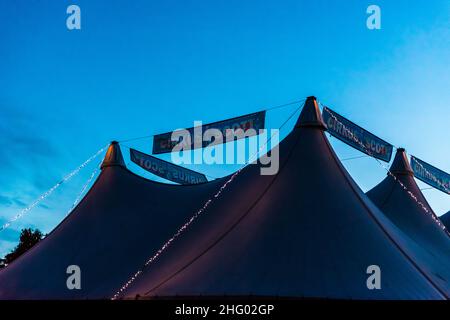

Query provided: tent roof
[0,97,446,299]
[367,148,450,294]
[122,98,445,299]
[0,148,228,299]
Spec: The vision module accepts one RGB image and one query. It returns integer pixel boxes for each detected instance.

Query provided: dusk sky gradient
[0,0,449,256]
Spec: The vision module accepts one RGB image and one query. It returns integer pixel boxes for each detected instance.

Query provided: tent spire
[295,96,326,129]
[390,148,414,176]
[101,141,126,169]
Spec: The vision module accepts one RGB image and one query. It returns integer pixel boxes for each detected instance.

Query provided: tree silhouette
[4,228,43,264]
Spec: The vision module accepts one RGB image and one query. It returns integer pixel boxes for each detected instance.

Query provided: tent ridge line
[140,131,303,298]
[321,132,448,299]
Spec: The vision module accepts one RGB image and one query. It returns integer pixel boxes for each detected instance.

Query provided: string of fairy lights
[318,102,448,232]
[0,145,108,233]
[66,162,102,215]
[0,99,303,235]
[0,96,447,299]
[111,101,305,300]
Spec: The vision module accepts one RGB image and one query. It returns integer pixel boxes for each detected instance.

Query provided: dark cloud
[0,123,57,160]
[0,195,13,206]
[38,203,51,210]
[0,193,27,210]
[12,198,27,207]
[0,105,59,189]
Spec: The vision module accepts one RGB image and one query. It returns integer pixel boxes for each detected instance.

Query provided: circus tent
[0,143,227,299]
[367,148,450,294]
[122,97,446,299]
[0,97,447,300]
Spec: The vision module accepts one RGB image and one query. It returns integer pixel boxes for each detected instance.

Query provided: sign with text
[152,111,266,154]
[322,107,393,162]
[130,148,207,185]
[411,156,450,195]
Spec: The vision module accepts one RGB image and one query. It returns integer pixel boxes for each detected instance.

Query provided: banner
[410,156,450,195]
[322,107,393,162]
[130,148,208,185]
[152,111,266,154]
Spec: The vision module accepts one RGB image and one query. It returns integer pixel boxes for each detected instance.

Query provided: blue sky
[0,0,449,257]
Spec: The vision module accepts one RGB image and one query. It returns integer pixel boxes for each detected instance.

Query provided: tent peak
[295,96,326,129]
[390,147,414,176]
[101,141,126,170]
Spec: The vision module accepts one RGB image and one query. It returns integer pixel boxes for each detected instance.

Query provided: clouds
[0,215,21,257]
[0,106,56,162]
[0,104,60,252]
[0,104,60,189]
[0,194,26,207]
